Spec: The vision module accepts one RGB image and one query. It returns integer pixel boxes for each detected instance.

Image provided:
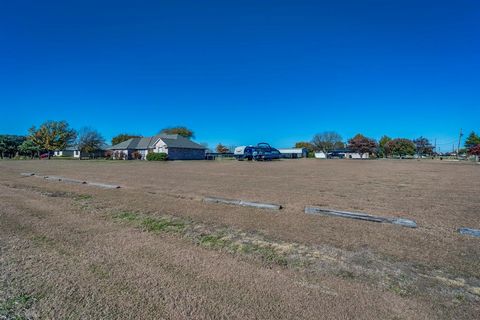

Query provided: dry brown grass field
[1,158,479,319]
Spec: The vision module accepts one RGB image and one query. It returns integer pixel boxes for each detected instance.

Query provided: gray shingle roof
[109,134,205,150]
[108,139,133,150]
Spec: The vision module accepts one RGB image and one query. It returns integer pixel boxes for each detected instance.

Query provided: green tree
[0,135,26,159]
[386,139,416,157]
[111,133,142,146]
[311,131,343,152]
[0,137,5,159]
[28,120,77,159]
[18,140,40,159]
[294,141,315,153]
[347,134,377,158]
[0,135,8,159]
[77,127,105,158]
[160,126,195,139]
[378,135,392,158]
[464,131,480,149]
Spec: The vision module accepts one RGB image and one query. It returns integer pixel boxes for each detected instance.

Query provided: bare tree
[311,131,343,152]
[77,127,105,159]
[413,136,433,156]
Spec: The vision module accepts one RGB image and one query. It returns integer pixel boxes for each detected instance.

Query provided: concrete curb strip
[458,227,480,238]
[304,206,417,228]
[20,172,35,176]
[87,182,121,189]
[21,173,120,189]
[203,196,282,210]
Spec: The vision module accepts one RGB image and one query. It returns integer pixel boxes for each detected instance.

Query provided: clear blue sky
[1,0,478,150]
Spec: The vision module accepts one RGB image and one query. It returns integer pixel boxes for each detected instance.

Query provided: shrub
[146,152,168,161]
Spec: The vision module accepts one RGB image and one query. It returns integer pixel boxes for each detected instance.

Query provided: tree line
[294,131,480,158]
[1,121,479,160]
[0,120,196,159]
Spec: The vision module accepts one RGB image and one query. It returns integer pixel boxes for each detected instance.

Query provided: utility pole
[457,128,463,158]
[434,138,437,157]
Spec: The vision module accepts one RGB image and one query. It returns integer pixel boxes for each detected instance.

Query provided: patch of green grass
[114,212,186,233]
[337,269,356,279]
[0,294,35,320]
[114,211,140,221]
[389,284,409,297]
[199,233,227,248]
[454,293,466,303]
[228,242,288,266]
[141,217,185,233]
[112,212,294,268]
[74,194,93,201]
[31,235,54,246]
[88,264,110,279]
[388,275,413,297]
[250,245,288,266]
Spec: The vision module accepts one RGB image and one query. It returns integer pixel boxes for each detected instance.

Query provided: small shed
[314,151,327,159]
[54,144,109,159]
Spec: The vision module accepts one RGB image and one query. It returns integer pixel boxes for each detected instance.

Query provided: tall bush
[146,152,168,161]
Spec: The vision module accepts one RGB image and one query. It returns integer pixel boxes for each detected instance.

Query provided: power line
[435,140,458,146]
[434,137,458,145]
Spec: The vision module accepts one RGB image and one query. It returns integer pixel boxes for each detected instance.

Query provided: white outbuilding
[314,151,327,159]
[278,148,308,159]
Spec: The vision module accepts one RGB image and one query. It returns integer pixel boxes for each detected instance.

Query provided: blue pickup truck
[234,143,281,161]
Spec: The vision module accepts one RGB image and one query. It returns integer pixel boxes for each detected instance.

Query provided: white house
[54,144,109,158]
[314,149,369,159]
[54,146,80,158]
[344,151,369,159]
[109,134,206,160]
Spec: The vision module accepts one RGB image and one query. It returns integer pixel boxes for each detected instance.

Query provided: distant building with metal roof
[277,148,308,159]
